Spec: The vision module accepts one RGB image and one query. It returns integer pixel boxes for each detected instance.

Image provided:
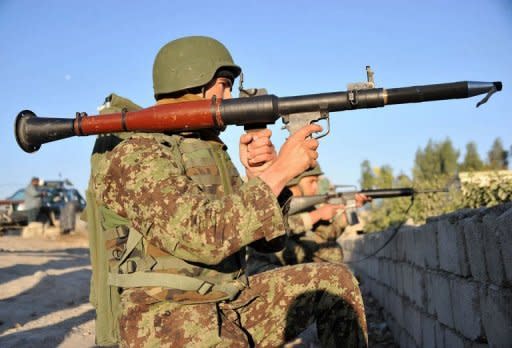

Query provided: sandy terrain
[0,230,95,348]
[0,225,394,347]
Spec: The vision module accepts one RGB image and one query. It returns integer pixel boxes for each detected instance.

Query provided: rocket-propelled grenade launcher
[15,66,502,153]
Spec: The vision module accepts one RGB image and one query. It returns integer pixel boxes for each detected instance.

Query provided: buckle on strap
[197,281,214,295]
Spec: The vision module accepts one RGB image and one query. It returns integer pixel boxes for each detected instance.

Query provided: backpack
[86,93,142,346]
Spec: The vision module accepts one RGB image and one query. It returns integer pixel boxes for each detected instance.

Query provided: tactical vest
[101,133,248,303]
[87,94,247,346]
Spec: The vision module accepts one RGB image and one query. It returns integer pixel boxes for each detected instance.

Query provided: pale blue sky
[0,0,510,197]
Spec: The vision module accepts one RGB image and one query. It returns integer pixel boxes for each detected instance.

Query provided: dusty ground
[0,229,95,348]
[0,226,395,347]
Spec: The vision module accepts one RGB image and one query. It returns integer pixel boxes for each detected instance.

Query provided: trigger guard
[312,115,330,139]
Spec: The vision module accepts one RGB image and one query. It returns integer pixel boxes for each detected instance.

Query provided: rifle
[289,187,447,224]
[15,66,501,153]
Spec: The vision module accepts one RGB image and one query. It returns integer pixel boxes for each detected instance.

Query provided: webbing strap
[108,272,243,299]
[187,174,222,185]
[118,228,143,266]
[108,272,212,294]
[179,140,211,153]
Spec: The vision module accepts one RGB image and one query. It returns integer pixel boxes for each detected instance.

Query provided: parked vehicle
[0,180,86,233]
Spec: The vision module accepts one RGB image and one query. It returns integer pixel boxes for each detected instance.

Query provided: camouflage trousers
[118,263,367,347]
[282,233,344,265]
[247,234,344,276]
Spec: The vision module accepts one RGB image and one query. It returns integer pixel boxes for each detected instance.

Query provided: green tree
[360,160,375,189]
[374,165,394,188]
[459,142,484,172]
[487,138,509,170]
[413,138,459,180]
[438,138,459,175]
[413,140,437,180]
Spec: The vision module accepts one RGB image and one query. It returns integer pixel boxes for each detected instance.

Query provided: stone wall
[341,202,512,347]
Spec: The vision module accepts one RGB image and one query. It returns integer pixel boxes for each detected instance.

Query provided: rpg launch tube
[15,81,502,153]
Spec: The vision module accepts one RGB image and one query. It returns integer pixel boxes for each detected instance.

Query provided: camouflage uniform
[89,95,367,347]
[285,210,346,264]
[247,209,346,275]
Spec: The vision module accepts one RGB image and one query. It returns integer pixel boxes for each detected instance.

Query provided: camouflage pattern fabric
[90,95,367,347]
[247,211,346,275]
[118,263,367,347]
[285,212,346,264]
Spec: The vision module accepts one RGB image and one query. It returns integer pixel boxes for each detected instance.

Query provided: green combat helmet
[287,165,324,187]
[153,36,241,99]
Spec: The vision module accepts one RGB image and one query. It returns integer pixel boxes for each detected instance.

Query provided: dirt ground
[0,226,395,347]
[0,228,95,348]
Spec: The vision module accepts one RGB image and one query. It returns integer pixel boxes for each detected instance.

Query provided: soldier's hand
[309,203,345,224]
[239,129,276,179]
[275,124,321,177]
[258,124,321,196]
[355,193,371,207]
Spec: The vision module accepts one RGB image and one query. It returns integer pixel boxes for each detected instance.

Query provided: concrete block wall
[341,202,512,347]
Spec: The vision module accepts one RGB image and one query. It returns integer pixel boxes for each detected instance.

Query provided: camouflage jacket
[90,96,289,304]
[288,209,347,241]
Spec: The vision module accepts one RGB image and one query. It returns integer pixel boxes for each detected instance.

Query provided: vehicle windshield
[7,189,25,201]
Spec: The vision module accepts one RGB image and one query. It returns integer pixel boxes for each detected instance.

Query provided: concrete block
[409,228,426,268]
[398,229,409,262]
[437,218,471,276]
[396,263,405,296]
[357,259,368,278]
[416,222,439,270]
[376,283,386,304]
[399,330,417,348]
[421,314,437,348]
[379,259,390,287]
[496,207,512,284]
[424,271,437,316]
[435,322,445,348]
[402,263,414,302]
[450,278,484,340]
[352,238,364,256]
[371,257,380,280]
[389,291,404,324]
[462,216,488,283]
[393,230,406,262]
[444,328,465,348]
[388,230,398,261]
[482,214,507,286]
[366,235,379,257]
[431,272,454,327]
[411,267,426,307]
[401,227,416,265]
[389,261,397,291]
[381,230,395,258]
[480,285,512,347]
[403,303,422,346]
[383,311,400,341]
